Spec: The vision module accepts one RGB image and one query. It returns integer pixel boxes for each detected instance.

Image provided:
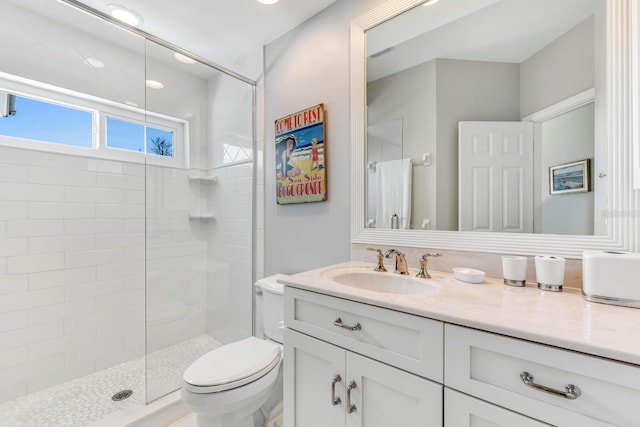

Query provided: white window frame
[0,71,189,168]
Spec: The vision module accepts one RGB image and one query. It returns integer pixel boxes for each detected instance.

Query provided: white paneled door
[459,121,533,233]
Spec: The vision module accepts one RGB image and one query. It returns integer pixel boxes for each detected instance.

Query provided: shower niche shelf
[188,212,216,220]
[188,175,218,183]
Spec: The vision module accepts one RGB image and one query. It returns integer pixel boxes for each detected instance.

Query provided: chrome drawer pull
[331,375,342,406]
[333,317,361,331]
[346,380,357,413]
[520,371,581,400]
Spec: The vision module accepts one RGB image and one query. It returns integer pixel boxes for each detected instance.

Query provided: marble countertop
[280,261,640,366]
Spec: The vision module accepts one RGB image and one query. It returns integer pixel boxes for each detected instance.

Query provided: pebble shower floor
[0,335,221,427]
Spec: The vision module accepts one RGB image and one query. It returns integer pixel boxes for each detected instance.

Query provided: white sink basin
[322,268,438,295]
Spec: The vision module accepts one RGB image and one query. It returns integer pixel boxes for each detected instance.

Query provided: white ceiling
[1,0,277,115]
[367,0,599,82]
[72,0,338,77]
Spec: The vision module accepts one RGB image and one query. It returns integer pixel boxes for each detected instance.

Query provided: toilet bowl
[182,274,287,427]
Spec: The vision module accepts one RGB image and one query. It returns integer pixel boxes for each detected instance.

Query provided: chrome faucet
[416,253,442,279]
[367,248,387,272]
[384,249,409,275]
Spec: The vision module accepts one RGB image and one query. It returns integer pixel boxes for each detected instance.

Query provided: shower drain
[111,390,133,402]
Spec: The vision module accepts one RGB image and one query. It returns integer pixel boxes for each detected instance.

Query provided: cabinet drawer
[285,287,443,382]
[445,388,550,427]
[445,324,640,427]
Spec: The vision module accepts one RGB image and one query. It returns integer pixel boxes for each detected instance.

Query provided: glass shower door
[143,39,255,402]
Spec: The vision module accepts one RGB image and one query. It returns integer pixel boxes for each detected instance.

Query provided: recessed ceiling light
[174,52,197,64]
[423,0,440,6]
[257,0,279,4]
[145,80,164,89]
[107,4,143,26]
[83,57,105,68]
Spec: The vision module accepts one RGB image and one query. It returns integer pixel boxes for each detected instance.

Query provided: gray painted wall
[367,58,520,231]
[367,60,437,229]
[539,103,595,235]
[435,59,521,230]
[263,0,388,276]
[520,16,595,118]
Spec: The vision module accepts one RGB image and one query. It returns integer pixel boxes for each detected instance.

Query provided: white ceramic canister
[501,255,528,287]
[534,255,566,292]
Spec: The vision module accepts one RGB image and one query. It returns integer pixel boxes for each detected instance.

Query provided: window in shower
[0,92,94,148]
[0,74,189,167]
[105,116,175,157]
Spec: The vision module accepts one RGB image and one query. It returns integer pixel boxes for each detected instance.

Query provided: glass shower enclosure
[0,0,255,424]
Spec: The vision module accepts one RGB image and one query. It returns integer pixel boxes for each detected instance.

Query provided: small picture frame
[549,159,591,195]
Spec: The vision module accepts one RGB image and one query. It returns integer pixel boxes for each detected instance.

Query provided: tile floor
[0,335,220,427]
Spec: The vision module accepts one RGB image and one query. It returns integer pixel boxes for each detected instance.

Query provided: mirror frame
[350,0,639,258]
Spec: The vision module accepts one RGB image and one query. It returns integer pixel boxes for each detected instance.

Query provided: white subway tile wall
[0,145,254,404]
[0,146,146,403]
[206,164,254,343]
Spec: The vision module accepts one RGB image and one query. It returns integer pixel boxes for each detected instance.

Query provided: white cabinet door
[444,388,550,427]
[285,328,443,427]
[346,352,442,427]
[284,328,346,427]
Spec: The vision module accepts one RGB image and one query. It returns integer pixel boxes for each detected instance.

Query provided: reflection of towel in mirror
[375,159,412,229]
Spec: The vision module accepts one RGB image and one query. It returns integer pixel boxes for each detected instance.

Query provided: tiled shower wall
[0,146,147,403]
[205,164,253,343]
[0,145,252,404]
[145,165,208,356]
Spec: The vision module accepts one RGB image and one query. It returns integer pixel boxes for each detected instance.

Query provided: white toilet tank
[256,274,287,344]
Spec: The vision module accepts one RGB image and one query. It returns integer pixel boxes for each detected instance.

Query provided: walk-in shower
[0,0,255,425]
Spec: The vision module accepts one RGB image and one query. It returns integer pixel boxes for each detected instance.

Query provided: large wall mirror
[350,0,639,258]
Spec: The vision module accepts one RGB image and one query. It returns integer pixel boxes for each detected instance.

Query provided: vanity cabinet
[283,286,640,427]
[445,324,640,427]
[283,287,444,427]
[444,388,551,427]
[285,328,442,427]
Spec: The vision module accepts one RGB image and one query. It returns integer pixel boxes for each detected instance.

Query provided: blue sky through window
[105,117,173,156]
[106,117,144,152]
[1,93,174,157]
[147,127,173,156]
[0,96,92,147]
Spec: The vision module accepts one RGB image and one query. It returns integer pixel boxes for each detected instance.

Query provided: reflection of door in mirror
[458,121,533,233]
[365,0,605,235]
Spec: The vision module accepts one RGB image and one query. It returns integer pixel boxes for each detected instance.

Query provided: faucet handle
[366,247,387,272]
[422,252,442,259]
[416,253,442,279]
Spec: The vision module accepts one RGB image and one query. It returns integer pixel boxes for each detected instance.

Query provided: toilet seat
[183,337,281,394]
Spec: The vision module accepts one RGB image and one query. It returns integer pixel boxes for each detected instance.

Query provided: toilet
[181,274,287,427]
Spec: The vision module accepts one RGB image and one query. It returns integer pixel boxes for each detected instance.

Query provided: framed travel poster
[275,104,327,204]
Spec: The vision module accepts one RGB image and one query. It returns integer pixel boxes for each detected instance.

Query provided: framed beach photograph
[549,159,591,195]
